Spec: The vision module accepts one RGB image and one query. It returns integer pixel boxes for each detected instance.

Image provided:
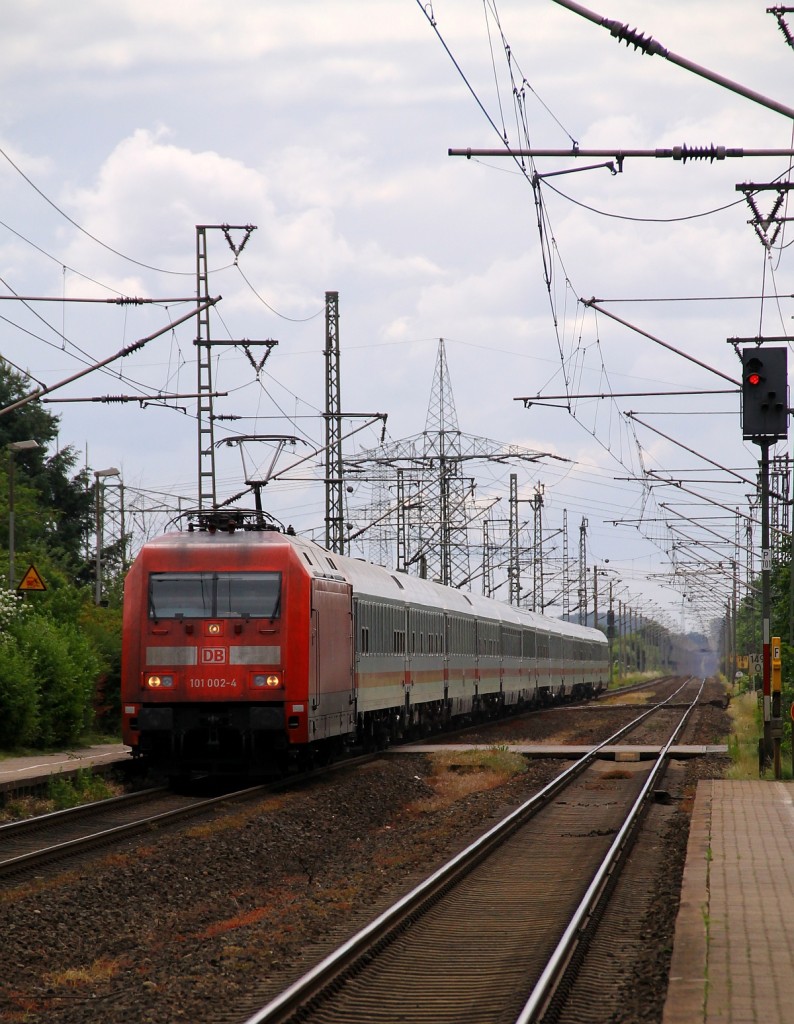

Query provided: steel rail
[515,678,706,1023]
[242,677,696,1024]
[0,786,167,841]
[0,784,266,878]
[0,754,381,879]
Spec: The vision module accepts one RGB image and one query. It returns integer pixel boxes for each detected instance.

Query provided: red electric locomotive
[121,510,609,777]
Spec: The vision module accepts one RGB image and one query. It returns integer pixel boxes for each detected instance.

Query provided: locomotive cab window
[148,572,282,620]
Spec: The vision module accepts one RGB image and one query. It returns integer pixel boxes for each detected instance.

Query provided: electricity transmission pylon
[346,339,561,589]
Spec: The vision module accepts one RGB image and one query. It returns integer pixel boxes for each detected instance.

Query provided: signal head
[740,347,788,442]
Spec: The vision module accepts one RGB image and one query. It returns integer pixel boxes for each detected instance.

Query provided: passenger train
[120,511,610,776]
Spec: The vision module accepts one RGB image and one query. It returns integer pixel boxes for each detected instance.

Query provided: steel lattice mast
[579,517,589,625]
[509,473,520,606]
[422,339,470,586]
[195,223,260,510]
[324,291,345,553]
[195,227,216,509]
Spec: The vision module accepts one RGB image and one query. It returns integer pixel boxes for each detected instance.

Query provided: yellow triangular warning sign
[18,565,46,591]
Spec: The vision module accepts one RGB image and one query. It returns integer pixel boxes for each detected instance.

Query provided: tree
[0,360,94,581]
[0,360,124,748]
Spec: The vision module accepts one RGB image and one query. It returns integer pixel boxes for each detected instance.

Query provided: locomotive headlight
[146,674,174,689]
[253,673,282,688]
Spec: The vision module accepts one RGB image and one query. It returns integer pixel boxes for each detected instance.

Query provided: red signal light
[744,355,764,388]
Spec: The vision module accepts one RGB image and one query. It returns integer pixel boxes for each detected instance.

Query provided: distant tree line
[0,361,123,749]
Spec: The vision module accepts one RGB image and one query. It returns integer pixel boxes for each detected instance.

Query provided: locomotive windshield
[148,572,281,619]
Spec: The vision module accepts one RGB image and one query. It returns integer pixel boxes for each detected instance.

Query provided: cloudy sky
[2,0,792,634]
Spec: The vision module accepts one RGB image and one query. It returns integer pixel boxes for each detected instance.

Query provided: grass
[45,957,126,989]
[725,691,763,780]
[405,746,528,814]
[47,767,120,807]
[0,766,122,822]
[723,686,794,780]
[608,671,660,691]
[600,689,652,706]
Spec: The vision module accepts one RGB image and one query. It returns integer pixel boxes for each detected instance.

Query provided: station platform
[0,743,129,799]
[664,780,794,1023]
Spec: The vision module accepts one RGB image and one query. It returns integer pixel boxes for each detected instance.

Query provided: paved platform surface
[0,743,129,792]
[664,779,794,1024]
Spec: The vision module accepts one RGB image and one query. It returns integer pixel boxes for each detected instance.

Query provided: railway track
[0,785,263,880]
[0,674,695,886]
[239,676,704,1024]
[0,756,380,882]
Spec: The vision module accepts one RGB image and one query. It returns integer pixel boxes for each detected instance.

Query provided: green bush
[46,767,115,809]
[9,615,101,747]
[0,584,119,750]
[0,636,39,746]
[46,773,83,808]
[78,604,122,729]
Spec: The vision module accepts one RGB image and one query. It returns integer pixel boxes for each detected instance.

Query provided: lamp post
[94,467,120,605]
[7,439,40,590]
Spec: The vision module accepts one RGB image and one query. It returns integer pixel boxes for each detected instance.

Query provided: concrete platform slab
[0,743,129,795]
[664,780,794,1023]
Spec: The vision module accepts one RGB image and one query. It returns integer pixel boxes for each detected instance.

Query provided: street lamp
[7,439,40,590]
[94,467,120,605]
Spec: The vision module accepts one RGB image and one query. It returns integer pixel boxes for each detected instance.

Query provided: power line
[0,143,194,276]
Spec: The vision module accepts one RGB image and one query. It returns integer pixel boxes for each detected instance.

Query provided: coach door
[310,579,355,732]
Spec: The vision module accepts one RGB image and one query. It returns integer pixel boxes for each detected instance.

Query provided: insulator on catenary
[672,145,726,162]
[604,20,668,57]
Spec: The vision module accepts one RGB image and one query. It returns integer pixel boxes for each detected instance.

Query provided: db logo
[201,647,227,664]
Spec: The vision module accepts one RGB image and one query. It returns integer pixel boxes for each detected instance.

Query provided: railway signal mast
[740,344,789,777]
